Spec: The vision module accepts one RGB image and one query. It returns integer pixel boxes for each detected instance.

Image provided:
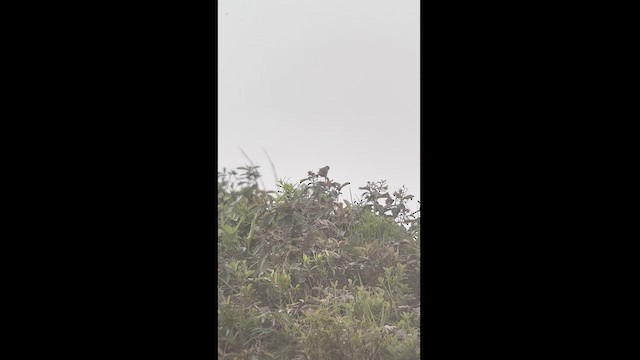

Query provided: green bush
[218,165,420,360]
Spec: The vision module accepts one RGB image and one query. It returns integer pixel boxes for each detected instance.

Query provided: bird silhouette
[318,166,330,178]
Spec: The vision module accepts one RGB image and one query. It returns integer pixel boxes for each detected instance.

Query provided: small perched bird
[318,166,330,178]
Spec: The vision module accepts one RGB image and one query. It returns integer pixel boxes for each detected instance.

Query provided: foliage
[218,165,420,360]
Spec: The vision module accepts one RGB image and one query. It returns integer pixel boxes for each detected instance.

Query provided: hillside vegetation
[218,165,421,359]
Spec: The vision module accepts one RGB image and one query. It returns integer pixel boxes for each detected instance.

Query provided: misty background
[218,0,419,211]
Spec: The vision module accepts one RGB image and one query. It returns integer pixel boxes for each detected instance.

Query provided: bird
[318,166,330,178]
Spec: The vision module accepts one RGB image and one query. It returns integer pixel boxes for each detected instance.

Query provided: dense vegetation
[218,165,421,359]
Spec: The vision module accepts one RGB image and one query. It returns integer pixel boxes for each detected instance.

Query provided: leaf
[246,215,258,248]
[259,254,269,275]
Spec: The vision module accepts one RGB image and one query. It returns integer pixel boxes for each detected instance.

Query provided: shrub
[218,165,420,360]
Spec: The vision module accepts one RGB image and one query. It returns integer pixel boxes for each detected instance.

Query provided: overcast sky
[218,0,420,211]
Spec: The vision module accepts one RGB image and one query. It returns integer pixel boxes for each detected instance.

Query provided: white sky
[218,0,420,211]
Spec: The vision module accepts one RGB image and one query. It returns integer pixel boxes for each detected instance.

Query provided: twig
[262,147,279,186]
